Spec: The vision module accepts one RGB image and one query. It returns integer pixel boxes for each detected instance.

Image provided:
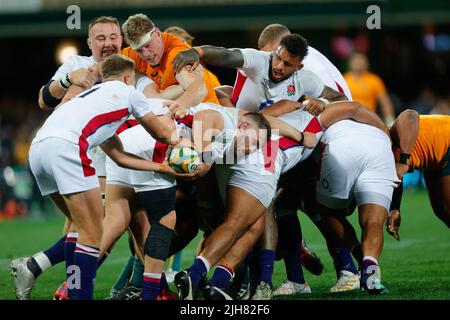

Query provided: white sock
[196,255,211,272]
[32,252,52,272]
[363,256,379,265]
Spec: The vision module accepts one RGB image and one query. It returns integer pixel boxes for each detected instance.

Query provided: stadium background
[0,0,449,300]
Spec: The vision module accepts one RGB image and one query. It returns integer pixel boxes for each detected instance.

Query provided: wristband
[158,163,166,173]
[299,131,304,145]
[318,97,330,106]
[59,73,72,89]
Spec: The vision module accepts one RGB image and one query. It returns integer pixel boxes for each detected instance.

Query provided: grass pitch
[0,189,449,300]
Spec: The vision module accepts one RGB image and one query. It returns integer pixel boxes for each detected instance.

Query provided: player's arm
[301,70,348,116]
[260,99,303,117]
[185,109,222,179]
[319,86,348,102]
[135,71,185,100]
[378,93,396,125]
[165,65,208,118]
[137,112,180,146]
[263,115,317,149]
[143,82,185,100]
[387,183,403,241]
[319,101,387,134]
[386,110,420,241]
[389,109,420,180]
[38,66,98,110]
[100,134,177,175]
[172,45,244,74]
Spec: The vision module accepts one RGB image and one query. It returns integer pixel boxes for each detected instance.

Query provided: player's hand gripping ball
[168,146,201,173]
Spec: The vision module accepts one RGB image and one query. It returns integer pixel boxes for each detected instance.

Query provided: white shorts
[29,138,100,196]
[105,155,132,187]
[105,124,176,192]
[215,153,279,209]
[90,146,106,177]
[316,126,398,212]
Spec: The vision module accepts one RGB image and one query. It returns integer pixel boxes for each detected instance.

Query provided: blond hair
[88,16,120,31]
[165,26,194,45]
[100,54,135,79]
[122,13,155,45]
[258,23,290,50]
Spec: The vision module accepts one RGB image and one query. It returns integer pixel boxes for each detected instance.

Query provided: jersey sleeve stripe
[78,108,130,177]
[231,71,248,106]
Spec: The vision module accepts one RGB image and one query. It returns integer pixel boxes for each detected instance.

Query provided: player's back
[322,119,388,144]
[411,115,450,170]
[33,81,135,148]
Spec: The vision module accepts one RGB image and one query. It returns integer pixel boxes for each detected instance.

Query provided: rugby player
[387,111,450,237]
[24,54,182,300]
[10,16,124,300]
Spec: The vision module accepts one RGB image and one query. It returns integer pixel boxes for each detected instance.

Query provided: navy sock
[210,265,234,289]
[68,243,99,300]
[129,256,144,288]
[64,233,78,279]
[351,244,364,269]
[258,249,275,287]
[189,257,209,288]
[333,245,358,275]
[284,245,305,284]
[43,235,67,266]
[142,273,161,300]
[159,272,168,293]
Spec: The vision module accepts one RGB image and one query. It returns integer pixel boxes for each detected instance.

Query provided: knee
[144,223,173,260]
[159,211,176,229]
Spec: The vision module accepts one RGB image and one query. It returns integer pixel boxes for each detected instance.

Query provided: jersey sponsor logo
[287,84,296,96]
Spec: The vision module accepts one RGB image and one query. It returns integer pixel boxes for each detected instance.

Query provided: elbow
[156,127,175,145]
[38,88,51,111]
[401,109,419,122]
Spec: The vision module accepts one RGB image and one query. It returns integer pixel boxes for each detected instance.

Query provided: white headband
[130,29,155,50]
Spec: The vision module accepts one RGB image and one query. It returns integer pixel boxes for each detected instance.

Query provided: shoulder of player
[163,33,190,55]
[66,55,96,68]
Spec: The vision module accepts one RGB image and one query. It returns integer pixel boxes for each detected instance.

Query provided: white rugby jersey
[51,55,97,81]
[176,103,239,163]
[231,47,351,111]
[303,46,352,100]
[119,123,176,192]
[232,109,324,180]
[33,81,154,173]
[231,49,325,111]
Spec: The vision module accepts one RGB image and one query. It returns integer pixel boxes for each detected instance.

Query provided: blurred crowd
[0,97,49,221]
[0,52,448,221]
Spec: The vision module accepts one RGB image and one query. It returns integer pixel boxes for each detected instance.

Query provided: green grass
[1,189,449,300]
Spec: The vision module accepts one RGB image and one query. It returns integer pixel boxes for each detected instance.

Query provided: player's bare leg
[358,203,389,294]
[175,186,265,300]
[425,175,450,228]
[99,184,135,258]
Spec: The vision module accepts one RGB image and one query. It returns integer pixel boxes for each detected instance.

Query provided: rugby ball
[168,146,201,174]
